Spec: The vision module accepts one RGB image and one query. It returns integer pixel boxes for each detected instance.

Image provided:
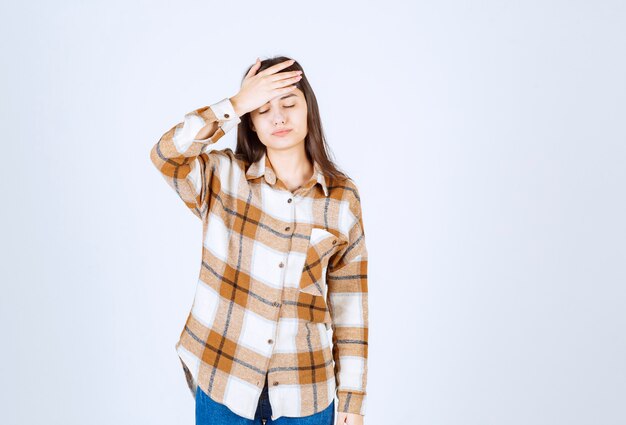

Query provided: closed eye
[259,104,296,114]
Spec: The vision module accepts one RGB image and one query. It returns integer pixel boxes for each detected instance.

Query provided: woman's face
[249,88,308,151]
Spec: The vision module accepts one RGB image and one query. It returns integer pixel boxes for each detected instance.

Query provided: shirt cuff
[209,97,241,135]
[336,390,366,416]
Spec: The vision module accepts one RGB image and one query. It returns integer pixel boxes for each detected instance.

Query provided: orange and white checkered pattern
[150,98,368,420]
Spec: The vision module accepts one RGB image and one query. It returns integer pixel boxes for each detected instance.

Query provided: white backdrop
[1,1,625,424]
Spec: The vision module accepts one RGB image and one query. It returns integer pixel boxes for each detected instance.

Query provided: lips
[272,128,292,136]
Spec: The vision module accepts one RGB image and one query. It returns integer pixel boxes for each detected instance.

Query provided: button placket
[265,193,293,394]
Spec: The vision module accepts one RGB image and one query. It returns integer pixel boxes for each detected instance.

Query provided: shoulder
[204,147,249,171]
[329,175,363,212]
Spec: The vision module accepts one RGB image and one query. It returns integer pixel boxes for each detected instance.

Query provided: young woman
[150,56,369,425]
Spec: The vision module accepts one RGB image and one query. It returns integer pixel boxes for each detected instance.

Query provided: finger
[270,74,302,90]
[257,58,295,77]
[278,84,299,95]
[267,70,302,82]
[269,85,298,101]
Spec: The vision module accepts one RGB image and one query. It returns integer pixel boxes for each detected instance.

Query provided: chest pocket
[297,227,344,325]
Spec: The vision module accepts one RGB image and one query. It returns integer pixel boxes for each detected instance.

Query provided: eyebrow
[263,93,298,106]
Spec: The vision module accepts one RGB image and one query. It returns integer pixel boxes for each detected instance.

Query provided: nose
[273,110,286,125]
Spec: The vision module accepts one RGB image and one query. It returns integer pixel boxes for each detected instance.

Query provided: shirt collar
[245,151,329,197]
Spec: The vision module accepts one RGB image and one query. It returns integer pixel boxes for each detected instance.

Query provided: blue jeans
[195,374,335,425]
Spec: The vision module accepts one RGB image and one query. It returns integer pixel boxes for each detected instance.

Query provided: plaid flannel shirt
[150,97,369,420]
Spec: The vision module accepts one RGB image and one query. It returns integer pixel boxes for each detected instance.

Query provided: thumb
[245,57,261,78]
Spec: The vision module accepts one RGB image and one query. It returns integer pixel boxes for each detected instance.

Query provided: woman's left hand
[335,412,364,424]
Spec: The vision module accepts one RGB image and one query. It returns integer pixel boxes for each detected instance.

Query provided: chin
[264,136,302,150]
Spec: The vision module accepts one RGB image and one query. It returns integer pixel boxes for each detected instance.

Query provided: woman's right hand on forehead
[229,58,303,117]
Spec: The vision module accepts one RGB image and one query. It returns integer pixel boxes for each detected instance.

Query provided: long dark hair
[235,55,349,183]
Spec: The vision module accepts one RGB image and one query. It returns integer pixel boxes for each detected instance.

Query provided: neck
[266,145,314,189]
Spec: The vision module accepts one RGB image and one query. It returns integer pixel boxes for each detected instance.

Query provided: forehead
[263,92,302,105]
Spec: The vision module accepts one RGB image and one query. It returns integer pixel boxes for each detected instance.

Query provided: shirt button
[287,198,292,203]
[279,262,284,268]
[273,381,279,386]
[332,239,337,244]
[224,113,230,118]
[285,226,290,231]
[273,301,280,307]
[267,339,274,344]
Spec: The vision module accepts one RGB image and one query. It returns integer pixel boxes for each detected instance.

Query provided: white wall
[1,0,625,424]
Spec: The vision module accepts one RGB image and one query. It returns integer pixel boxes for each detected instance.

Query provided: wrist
[229,95,246,117]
